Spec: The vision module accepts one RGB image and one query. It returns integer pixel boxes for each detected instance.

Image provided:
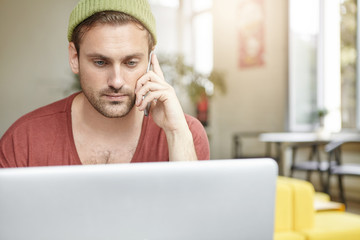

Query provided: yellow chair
[274,178,305,240]
[274,177,360,240]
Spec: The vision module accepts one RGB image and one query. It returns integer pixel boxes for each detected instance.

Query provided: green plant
[316,108,329,127]
[158,54,226,104]
[317,109,328,118]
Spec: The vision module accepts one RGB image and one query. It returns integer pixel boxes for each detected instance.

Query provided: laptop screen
[0,159,277,240]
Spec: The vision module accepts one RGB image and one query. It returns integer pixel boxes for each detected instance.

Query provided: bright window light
[193,0,212,12]
[149,0,179,8]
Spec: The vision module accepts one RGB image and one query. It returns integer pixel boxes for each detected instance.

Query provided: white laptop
[0,159,278,240]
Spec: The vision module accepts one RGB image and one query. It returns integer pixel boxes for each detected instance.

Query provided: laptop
[0,159,278,240]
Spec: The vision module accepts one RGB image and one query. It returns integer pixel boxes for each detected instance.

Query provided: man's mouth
[104,94,127,101]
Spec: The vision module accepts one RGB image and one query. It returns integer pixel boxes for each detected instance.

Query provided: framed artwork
[237,0,265,68]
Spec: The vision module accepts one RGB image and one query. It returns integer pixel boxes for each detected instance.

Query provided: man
[0,0,210,167]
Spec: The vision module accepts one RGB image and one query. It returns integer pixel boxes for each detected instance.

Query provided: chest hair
[76,138,139,165]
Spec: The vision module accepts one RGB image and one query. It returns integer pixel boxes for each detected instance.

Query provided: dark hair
[71,11,154,55]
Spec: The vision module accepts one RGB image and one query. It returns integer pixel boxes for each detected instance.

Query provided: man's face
[73,23,149,118]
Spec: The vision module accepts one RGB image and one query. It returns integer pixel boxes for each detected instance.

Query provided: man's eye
[127,61,138,67]
[94,60,106,66]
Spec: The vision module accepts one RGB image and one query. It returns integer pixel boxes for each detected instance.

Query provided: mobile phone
[144,51,154,116]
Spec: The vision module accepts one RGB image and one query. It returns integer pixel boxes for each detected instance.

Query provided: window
[149,0,179,54]
[289,0,320,131]
[191,1,213,74]
[149,0,213,73]
[149,0,214,115]
[341,0,358,129]
[149,0,179,8]
[289,0,359,132]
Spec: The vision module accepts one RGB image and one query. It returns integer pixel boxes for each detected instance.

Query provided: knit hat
[67,0,157,44]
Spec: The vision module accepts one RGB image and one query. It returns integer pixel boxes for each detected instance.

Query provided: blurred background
[0,0,359,201]
[0,0,359,153]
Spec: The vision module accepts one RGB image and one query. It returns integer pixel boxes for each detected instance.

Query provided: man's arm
[165,124,198,161]
[135,53,201,161]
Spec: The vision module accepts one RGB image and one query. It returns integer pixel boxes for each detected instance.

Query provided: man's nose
[108,65,125,90]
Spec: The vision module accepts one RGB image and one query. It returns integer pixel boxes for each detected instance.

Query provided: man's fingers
[135,54,169,112]
[135,54,165,93]
[135,81,163,106]
[151,53,165,80]
[137,91,162,111]
[135,71,160,93]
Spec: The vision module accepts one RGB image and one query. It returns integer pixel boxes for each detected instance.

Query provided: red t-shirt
[0,93,210,168]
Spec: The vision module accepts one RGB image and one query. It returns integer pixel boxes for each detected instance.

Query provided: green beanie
[67,0,157,44]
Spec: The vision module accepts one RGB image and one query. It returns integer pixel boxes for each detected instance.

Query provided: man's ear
[68,42,79,74]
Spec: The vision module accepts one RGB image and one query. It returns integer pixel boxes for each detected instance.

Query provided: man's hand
[135,53,187,133]
[135,53,197,161]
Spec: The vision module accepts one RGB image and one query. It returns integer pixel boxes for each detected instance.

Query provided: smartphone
[144,51,154,116]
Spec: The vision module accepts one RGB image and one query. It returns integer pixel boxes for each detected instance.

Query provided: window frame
[289,0,359,132]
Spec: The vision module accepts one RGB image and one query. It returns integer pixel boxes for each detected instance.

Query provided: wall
[0,0,79,136]
[209,0,289,159]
